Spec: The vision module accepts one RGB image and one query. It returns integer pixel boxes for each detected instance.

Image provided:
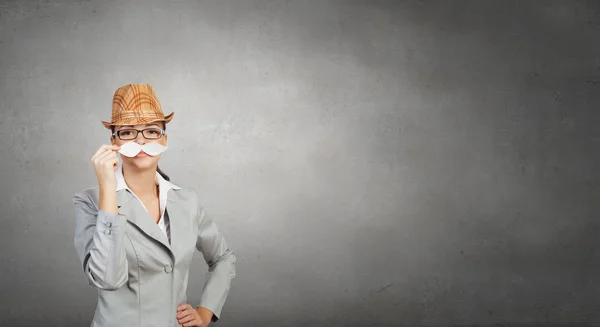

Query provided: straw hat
[101,84,174,129]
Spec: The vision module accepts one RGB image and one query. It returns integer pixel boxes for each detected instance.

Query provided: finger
[182,318,201,327]
[95,155,120,172]
[92,151,113,167]
[96,150,119,166]
[96,148,117,160]
[183,320,200,327]
[177,314,195,324]
[176,309,190,318]
[91,145,120,161]
[93,144,120,159]
[91,145,111,161]
[177,304,193,312]
[177,314,198,325]
[178,309,196,319]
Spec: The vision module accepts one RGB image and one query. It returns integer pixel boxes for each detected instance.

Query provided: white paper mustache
[118,142,169,157]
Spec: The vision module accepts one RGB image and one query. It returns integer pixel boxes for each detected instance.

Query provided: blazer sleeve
[194,190,237,322]
[73,191,129,290]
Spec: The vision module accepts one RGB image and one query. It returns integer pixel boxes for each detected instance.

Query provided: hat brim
[102,112,174,129]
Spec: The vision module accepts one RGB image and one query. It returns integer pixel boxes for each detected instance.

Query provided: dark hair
[110,122,171,181]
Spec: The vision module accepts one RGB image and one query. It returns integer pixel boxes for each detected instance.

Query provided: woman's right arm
[73,188,129,290]
[73,144,128,290]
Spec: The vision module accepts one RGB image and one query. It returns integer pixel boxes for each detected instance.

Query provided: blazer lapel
[165,189,192,261]
[116,189,172,252]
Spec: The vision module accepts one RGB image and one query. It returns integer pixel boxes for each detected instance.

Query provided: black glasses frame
[112,128,166,140]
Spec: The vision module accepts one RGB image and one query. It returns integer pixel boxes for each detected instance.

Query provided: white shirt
[115,164,182,243]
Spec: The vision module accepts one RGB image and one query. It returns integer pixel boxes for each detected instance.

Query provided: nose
[135,130,145,145]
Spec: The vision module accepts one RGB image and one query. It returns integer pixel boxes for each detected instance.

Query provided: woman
[73,84,236,327]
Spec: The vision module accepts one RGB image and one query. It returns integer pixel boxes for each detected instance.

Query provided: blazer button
[104,229,112,235]
[106,221,112,227]
[164,265,173,274]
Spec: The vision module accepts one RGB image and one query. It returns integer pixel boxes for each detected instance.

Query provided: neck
[122,163,158,198]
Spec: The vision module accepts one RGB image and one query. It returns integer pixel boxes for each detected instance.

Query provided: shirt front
[115,164,181,243]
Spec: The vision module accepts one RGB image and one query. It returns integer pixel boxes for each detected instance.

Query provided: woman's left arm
[194,191,236,324]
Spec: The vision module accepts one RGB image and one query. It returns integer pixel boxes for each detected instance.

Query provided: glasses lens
[118,129,137,140]
[142,128,162,139]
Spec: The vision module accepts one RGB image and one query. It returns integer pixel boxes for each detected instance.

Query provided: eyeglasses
[112,128,165,140]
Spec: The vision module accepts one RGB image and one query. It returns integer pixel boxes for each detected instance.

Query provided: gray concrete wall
[1,0,599,326]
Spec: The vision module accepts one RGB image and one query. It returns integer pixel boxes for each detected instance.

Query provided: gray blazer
[73,186,236,327]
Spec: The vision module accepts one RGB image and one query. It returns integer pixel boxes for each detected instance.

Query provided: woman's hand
[91,144,121,189]
[176,304,205,327]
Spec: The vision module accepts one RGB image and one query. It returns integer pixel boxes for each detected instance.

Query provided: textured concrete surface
[1,0,599,326]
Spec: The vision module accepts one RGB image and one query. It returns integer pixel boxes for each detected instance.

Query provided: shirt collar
[115,164,181,192]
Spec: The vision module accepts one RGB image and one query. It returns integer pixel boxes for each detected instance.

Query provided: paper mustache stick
[118,142,169,157]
